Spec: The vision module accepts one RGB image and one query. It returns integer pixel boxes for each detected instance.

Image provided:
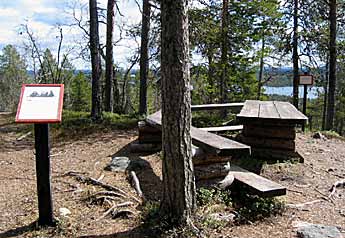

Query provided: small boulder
[105,156,150,172]
[295,222,342,238]
[105,157,130,172]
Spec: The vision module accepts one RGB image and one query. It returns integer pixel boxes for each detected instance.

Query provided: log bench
[146,110,250,156]
[135,110,286,197]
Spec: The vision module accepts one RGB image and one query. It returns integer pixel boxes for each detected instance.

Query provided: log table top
[237,100,308,125]
[146,110,250,156]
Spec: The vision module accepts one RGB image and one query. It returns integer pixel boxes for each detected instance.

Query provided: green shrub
[197,188,232,206]
[234,192,285,223]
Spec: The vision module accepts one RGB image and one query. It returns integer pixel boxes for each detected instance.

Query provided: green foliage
[233,191,285,223]
[189,0,284,103]
[69,72,91,112]
[141,201,161,225]
[197,188,232,207]
[192,111,236,128]
[0,45,29,111]
[321,130,344,140]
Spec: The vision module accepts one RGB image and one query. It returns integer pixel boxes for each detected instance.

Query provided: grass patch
[320,130,345,141]
[52,110,138,139]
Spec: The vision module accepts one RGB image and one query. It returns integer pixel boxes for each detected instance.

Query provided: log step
[230,165,286,197]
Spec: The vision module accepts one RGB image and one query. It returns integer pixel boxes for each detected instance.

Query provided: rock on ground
[296,222,342,238]
[105,156,150,172]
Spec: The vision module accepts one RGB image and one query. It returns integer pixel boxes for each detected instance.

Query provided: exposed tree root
[329,179,345,198]
[129,171,146,202]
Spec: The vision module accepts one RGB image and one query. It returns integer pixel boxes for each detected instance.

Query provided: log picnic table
[135,109,286,197]
[236,100,308,160]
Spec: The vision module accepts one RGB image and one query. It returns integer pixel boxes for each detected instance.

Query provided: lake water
[263,86,323,99]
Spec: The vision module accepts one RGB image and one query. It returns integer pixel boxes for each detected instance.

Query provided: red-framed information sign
[299,74,314,85]
[15,84,64,123]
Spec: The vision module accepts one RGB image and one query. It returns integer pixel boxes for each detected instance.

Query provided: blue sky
[0,0,141,69]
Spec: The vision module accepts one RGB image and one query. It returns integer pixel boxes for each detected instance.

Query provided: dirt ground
[0,112,344,238]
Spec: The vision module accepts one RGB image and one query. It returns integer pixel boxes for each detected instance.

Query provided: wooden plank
[236,100,260,118]
[237,100,308,125]
[240,135,295,150]
[251,148,304,163]
[195,162,231,180]
[192,145,231,165]
[130,142,161,153]
[243,124,295,139]
[274,101,308,123]
[191,127,250,156]
[191,103,244,111]
[258,101,280,119]
[230,165,286,197]
[199,125,243,132]
[146,111,251,156]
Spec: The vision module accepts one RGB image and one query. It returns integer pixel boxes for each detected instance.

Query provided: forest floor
[0,112,345,238]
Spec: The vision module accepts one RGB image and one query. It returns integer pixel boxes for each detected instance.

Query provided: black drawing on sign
[29,90,55,97]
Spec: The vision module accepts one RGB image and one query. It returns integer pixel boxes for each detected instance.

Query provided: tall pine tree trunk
[326,0,337,130]
[220,0,229,117]
[104,0,115,112]
[160,0,196,225]
[257,33,265,100]
[89,0,102,120]
[292,0,299,108]
[207,53,215,103]
[322,58,329,131]
[220,0,228,102]
[139,0,151,116]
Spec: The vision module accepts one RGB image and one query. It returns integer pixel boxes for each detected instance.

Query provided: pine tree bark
[104,0,115,112]
[326,0,337,130]
[207,53,215,103]
[89,0,102,120]
[257,33,265,100]
[220,0,229,117]
[322,58,329,131]
[160,0,196,225]
[292,0,299,109]
[139,0,151,116]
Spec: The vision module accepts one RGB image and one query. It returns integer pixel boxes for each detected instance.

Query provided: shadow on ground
[0,222,37,238]
[109,140,162,201]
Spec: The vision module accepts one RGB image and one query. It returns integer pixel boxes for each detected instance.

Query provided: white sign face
[16,84,64,123]
[299,75,313,85]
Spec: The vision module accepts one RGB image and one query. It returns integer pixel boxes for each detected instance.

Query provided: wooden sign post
[16,84,64,226]
[299,74,314,132]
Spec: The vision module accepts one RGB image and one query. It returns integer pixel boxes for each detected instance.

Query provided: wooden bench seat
[146,111,250,156]
[230,165,286,197]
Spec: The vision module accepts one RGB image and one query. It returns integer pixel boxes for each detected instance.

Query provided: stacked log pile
[236,100,308,162]
[239,121,301,161]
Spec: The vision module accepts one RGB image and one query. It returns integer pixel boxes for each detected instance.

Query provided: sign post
[16,84,64,226]
[299,74,313,132]
[34,123,53,225]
